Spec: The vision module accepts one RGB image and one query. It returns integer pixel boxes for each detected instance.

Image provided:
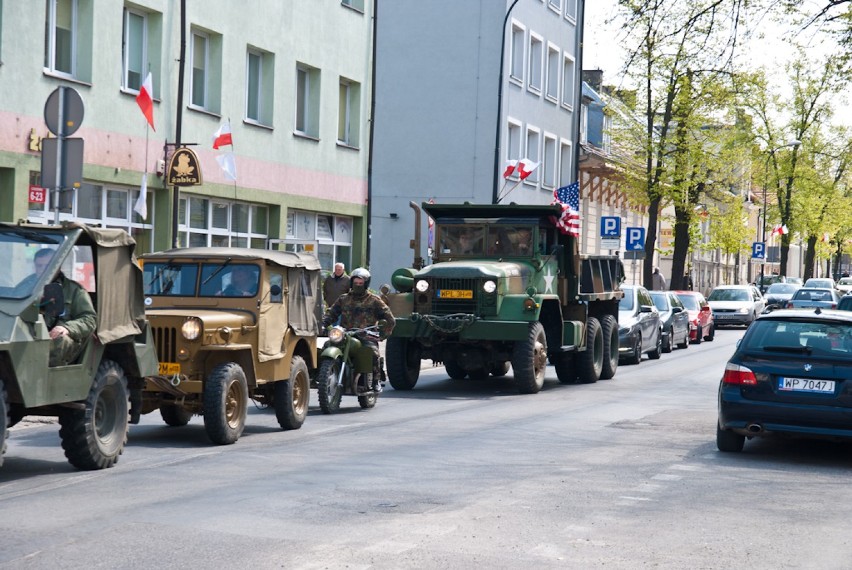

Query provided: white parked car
[836,277,852,294]
[707,284,765,327]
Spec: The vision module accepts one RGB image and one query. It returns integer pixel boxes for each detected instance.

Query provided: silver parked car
[707,285,765,327]
[649,290,690,352]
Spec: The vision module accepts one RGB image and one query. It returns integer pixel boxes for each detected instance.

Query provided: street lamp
[759,139,802,292]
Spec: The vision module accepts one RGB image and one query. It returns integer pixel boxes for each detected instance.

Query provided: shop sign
[167,147,203,186]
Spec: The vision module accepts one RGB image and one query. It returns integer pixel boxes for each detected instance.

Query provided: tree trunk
[804,235,817,280]
[644,196,661,290]
[671,203,691,290]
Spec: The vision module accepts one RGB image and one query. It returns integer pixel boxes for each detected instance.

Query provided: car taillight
[831,303,837,309]
[786,301,793,308]
[722,363,757,386]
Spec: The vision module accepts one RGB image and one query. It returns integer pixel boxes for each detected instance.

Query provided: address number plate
[778,377,835,393]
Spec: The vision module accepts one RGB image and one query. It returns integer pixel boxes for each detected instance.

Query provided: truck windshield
[436,224,536,257]
[0,229,65,299]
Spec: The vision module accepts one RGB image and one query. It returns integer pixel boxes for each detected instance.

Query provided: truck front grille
[152,326,178,362]
[430,277,479,315]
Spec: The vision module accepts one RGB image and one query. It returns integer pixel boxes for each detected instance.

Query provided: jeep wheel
[0,380,8,469]
[317,358,344,414]
[444,359,466,380]
[160,405,193,427]
[58,360,129,470]
[511,322,547,394]
[274,355,310,430]
[600,314,619,380]
[554,352,575,384]
[576,317,603,384]
[490,361,511,377]
[386,337,420,390]
[203,362,248,445]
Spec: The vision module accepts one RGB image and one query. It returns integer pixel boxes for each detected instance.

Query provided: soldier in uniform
[322,267,395,390]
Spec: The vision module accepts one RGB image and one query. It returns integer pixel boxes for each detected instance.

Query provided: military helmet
[350,267,371,289]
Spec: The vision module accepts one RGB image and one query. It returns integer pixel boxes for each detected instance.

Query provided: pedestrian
[652,267,667,291]
[323,262,351,308]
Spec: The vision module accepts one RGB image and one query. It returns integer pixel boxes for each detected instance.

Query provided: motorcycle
[316,323,386,413]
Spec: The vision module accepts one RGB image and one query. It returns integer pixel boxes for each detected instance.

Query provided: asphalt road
[2,327,852,569]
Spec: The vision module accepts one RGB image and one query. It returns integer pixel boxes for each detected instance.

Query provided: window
[177,198,269,248]
[341,0,364,11]
[245,48,274,125]
[525,127,541,184]
[562,53,575,108]
[45,0,76,77]
[548,0,562,12]
[122,8,147,91]
[580,104,588,143]
[543,134,557,189]
[528,32,543,93]
[190,31,208,108]
[545,43,560,102]
[565,0,577,21]
[559,140,573,185]
[507,118,522,175]
[509,22,525,83]
[295,63,321,138]
[284,211,353,269]
[338,78,361,147]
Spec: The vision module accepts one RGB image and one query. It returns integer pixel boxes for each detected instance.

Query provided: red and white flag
[770,224,789,238]
[821,232,831,243]
[503,160,518,179]
[212,121,233,149]
[136,72,155,131]
[517,158,540,180]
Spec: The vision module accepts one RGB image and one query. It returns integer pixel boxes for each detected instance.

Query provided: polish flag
[503,160,518,179]
[771,224,789,237]
[517,158,540,180]
[136,72,155,131]
[821,232,831,243]
[212,121,233,149]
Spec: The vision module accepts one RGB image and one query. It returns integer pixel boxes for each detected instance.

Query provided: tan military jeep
[139,248,322,445]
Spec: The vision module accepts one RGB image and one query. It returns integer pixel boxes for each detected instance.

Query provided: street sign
[626,227,645,251]
[44,86,85,137]
[28,185,46,204]
[40,137,84,189]
[601,216,621,237]
[752,242,766,259]
[623,250,646,260]
[601,237,621,250]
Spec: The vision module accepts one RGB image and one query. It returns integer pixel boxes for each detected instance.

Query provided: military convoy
[2,203,624,470]
[383,202,624,394]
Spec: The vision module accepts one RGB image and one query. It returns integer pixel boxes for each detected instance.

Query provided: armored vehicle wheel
[490,361,511,377]
[58,360,129,470]
[160,405,193,427]
[443,359,466,380]
[358,392,377,409]
[317,358,343,414]
[386,337,420,390]
[600,314,619,380]
[576,317,603,384]
[0,380,7,468]
[511,322,547,394]
[274,355,310,430]
[554,352,575,384]
[203,362,248,445]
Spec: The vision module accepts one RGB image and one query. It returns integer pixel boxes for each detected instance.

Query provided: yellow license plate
[159,362,181,375]
[438,289,473,299]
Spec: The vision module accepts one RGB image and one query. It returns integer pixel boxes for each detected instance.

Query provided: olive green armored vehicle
[0,223,158,470]
[139,248,321,445]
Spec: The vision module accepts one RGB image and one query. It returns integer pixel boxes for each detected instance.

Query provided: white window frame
[564,0,577,22]
[122,8,148,93]
[548,0,562,14]
[190,30,209,110]
[524,125,542,185]
[295,63,320,137]
[509,21,525,85]
[559,139,573,186]
[338,78,360,147]
[580,104,589,144]
[543,133,558,189]
[506,117,523,179]
[545,42,560,103]
[561,52,575,110]
[45,0,77,78]
[341,0,365,12]
[178,197,269,248]
[245,48,264,123]
[528,31,544,95]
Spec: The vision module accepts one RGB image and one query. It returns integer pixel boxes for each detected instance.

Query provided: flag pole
[497,180,523,204]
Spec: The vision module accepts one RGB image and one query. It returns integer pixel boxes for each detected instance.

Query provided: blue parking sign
[626,227,645,251]
[752,242,765,259]
[601,216,621,237]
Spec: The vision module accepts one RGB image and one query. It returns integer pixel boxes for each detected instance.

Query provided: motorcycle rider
[322,268,395,391]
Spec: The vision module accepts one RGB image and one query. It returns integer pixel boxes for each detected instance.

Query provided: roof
[142,247,322,270]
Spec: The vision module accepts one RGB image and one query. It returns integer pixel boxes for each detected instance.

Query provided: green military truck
[139,248,321,445]
[0,223,158,470]
[383,202,624,394]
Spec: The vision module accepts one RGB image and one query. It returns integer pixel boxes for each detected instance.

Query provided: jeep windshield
[0,228,65,299]
[435,223,541,258]
[144,261,260,298]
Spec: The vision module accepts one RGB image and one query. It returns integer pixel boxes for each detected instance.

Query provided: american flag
[552,181,581,237]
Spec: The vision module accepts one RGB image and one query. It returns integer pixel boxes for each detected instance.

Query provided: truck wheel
[160,405,193,427]
[0,380,8,469]
[511,322,548,394]
[317,358,344,414]
[490,361,511,377]
[274,355,310,430]
[554,353,575,384]
[444,359,467,380]
[203,362,248,445]
[600,314,619,380]
[576,317,603,384]
[386,337,420,390]
[58,360,129,470]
